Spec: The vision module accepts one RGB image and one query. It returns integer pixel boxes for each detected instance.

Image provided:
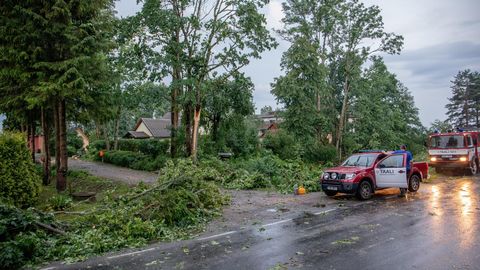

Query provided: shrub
[0,204,49,268]
[216,115,259,157]
[302,142,337,163]
[67,132,83,155]
[48,195,73,211]
[95,150,165,171]
[0,132,41,208]
[262,130,300,160]
[90,139,169,159]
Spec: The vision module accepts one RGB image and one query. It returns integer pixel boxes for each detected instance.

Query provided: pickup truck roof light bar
[357,150,385,153]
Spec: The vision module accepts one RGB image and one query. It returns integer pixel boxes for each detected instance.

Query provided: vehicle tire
[356,180,373,200]
[408,174,421,192]
[467,160,477,175]
[324,190,337,197]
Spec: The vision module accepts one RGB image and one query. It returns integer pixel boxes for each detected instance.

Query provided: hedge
[95,150,166,171]
[0,132,41,208]
[90,139,169,157]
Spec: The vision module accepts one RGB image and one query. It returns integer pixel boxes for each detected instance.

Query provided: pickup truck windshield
[342,154,378,167]
[430,135,464,148]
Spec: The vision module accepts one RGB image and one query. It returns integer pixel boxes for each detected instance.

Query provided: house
[259,122,279,139]
[256,111,282,138]
[124,116,172,139]
[257,111,281,124]
[28,135,44,153]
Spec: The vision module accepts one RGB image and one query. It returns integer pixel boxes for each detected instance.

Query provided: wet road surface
[44,176,480,270]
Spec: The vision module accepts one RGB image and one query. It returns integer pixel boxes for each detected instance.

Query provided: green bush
[90,139,169,157]
[302,142,337,163]
[48,195,73,211]
[95,150,165,171]
[262,130,300,160]
[0,204,49,269]
[67,132,83,155]
[0,132,41,208]
[215,115,259,157]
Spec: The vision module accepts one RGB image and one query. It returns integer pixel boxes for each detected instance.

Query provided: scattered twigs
[34,221,66,235]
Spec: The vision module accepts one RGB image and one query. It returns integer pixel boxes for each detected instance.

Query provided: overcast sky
[115,0,480,127]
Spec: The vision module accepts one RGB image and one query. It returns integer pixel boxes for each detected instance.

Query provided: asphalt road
[44,176,480,270]
[68,158,158,185]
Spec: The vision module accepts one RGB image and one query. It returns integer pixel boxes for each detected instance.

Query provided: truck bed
[413,162,429,179]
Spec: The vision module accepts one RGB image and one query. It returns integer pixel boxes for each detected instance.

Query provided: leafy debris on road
[332,236,360,245]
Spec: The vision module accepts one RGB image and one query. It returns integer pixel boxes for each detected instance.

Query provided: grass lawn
[36,169,131,218]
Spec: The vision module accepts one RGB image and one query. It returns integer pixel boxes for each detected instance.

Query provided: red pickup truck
[320,151,429,200]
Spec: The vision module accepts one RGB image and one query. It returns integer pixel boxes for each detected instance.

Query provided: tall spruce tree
[446,70,480,128]
[0,1,114,191]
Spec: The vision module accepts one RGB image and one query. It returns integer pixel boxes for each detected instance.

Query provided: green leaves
[273,0,411,156]
[0,132,41,208]
[445,69,480,127]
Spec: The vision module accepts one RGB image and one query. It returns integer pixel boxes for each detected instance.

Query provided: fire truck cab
[428,131,480,174]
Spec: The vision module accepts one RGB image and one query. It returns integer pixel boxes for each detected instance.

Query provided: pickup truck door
[374,153,408,188]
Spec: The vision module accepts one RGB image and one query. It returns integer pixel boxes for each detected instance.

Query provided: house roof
[124,131,150,139]
[135,118,171,138]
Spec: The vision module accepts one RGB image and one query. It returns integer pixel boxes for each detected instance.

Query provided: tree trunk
[56,99,67,192]
[41,107,51,185]
[170,81,179,158]
[170,28,181,158]
[191,105,201,163]
[316,91,322,140]
[26,120,32,161]
[54,103,61,184]
[29,113,36,162]
[212,113,220,142]
[336,76,350,159]
[103,123,110,151]
[184,102,193,157]
[113,107,121,150]
[95,122,101,139]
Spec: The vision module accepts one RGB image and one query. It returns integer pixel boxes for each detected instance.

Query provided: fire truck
[428,130,480,174]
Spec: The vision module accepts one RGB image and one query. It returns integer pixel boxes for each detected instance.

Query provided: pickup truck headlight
[322,173,329,180]
[331,172,338,179]
[430,157,437,162]
[459,156,468,162]
[345,173,356,180]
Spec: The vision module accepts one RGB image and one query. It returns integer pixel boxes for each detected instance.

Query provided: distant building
[124,112,174,139]
[256,111,281,124]
[256,111,282,138]
[124,117,171,139]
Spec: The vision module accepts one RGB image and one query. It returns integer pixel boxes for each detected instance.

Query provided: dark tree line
[0,1,115,191]
[446,70,480,128]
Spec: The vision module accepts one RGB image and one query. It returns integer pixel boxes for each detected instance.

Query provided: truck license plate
[442,155,452,158]
[327,186,338,191]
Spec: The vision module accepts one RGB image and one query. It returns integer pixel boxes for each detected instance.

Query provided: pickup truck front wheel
[408,174,421,192]
[324,190,338,197]
[356,180,373,200]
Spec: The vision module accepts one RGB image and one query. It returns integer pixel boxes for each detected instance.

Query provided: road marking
[314,208,336,215]
[197,231,237,241]
[263,218,293,227]
[107,248,156,259]
[40,267,56,270]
